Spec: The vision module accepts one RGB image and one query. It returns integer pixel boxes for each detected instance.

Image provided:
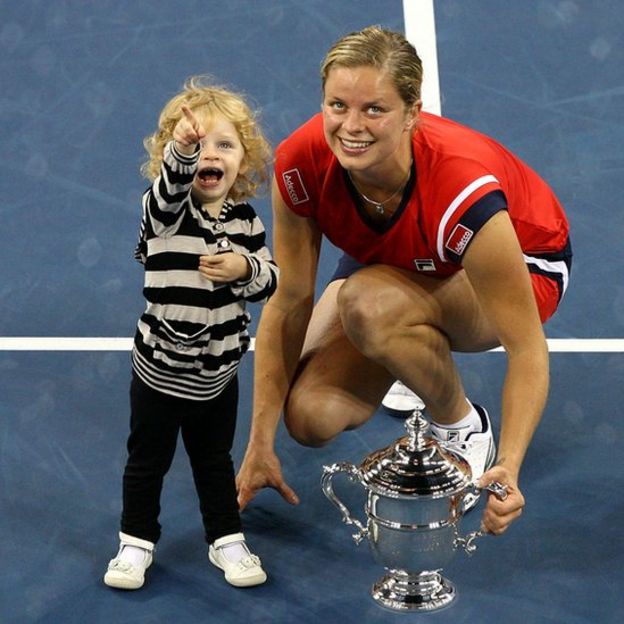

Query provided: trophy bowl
[321,410,507,612]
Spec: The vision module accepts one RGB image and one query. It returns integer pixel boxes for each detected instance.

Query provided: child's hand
[173,106,206,153]
[199,253,250,283]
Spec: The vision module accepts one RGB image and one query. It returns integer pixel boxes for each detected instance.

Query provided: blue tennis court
[1,2,623,622]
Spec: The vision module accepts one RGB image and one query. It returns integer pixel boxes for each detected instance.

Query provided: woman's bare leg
[284,264,501,445]
[284,280,394,446]
[337,265,500,425]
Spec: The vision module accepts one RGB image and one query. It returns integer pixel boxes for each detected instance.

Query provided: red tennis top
[275,112,569,278]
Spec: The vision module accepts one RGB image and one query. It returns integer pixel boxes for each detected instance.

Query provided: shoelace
[435,436,469,452]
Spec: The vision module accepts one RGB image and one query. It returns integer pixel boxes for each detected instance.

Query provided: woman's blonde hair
[320,25,423,109]
[141,76,272,202]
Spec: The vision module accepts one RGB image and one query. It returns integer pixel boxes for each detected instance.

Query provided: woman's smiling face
[321,65,417,174]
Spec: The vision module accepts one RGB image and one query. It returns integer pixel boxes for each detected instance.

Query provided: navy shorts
[329,253,366,282]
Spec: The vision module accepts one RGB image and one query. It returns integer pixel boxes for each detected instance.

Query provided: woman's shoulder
[415,113,510,165]
[276,113,328,162]
[274,113,334,213]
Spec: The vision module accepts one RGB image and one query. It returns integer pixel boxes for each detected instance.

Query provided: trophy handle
[480,481,508,500]
[321,462,368,545]
[455,481,509,555]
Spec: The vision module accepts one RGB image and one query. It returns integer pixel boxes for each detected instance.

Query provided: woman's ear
[405,99,422,131]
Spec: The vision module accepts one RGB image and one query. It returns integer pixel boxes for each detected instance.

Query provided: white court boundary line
[403,0,441,115]
[0,338,622,352]
[1,6,620,355]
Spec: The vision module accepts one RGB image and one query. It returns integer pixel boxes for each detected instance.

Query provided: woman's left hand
[199,253,250,283]
[478,465,525,535]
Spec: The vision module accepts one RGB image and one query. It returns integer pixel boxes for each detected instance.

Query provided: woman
[237,26,571,534]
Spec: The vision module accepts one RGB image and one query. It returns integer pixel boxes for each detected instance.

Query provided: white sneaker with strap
[209,532,267,587]
[429,403,496,512]
[104,532,154,590]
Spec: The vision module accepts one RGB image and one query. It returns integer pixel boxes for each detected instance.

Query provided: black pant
[121,373,242,545]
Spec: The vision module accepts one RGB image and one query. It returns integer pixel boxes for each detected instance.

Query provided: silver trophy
[321,409,507,612]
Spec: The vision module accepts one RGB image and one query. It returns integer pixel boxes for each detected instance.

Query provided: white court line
[0,337,622,352]
[403,0,441,115]
[0,337,135,351]
[491,340,624,353]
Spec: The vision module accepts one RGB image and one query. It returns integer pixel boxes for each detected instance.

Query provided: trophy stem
[371,569,456,612]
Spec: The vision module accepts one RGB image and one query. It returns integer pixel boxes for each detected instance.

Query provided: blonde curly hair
[141,76,272,202]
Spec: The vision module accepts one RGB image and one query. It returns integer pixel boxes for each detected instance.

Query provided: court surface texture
[1,2,622,622]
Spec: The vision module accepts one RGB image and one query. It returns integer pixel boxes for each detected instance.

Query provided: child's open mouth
[197,167,224,187]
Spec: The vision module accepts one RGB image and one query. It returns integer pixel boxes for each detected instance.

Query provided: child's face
[192,113,245,209]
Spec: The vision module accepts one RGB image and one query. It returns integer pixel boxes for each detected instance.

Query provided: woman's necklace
[348,167,411,215]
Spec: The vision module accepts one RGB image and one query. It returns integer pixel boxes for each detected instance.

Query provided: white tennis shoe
[429,403,496,513]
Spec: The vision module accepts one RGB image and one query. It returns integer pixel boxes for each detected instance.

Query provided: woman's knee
[337,269,431,357]
[283,387,341,448]
[337,273,387,348]
[284,377,378,448]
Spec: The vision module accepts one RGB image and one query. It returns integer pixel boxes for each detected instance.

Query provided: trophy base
[371,569,456,612]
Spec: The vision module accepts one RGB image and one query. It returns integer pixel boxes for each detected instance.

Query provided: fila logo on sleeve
[445,223,474,257]
[282,168,309,205]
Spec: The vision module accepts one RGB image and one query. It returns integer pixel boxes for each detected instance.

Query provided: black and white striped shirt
[132,141,278,401]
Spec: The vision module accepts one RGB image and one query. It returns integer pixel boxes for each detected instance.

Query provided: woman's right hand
[236,444,300,511]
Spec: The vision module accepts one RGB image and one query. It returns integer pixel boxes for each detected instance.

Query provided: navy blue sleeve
[443,190,507,264]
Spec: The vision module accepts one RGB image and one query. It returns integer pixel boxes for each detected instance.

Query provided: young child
[104,76,278,590]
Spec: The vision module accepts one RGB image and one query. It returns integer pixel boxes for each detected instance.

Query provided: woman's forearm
[497,341,549,478]
[248,295,314,448]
